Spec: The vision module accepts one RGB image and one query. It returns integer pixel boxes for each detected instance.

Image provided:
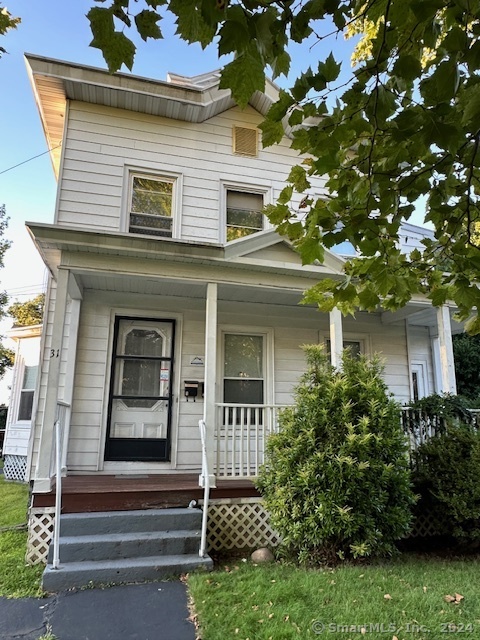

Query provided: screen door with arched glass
[105,317,175,461]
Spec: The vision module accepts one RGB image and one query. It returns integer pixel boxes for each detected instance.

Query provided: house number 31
[50,349,60,358]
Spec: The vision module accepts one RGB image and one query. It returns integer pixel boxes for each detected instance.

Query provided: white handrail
[198,419,210,559]
[52,401,70,570]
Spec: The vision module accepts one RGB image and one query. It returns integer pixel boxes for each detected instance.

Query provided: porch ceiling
[72,272,311,308]
[382,304,463,333]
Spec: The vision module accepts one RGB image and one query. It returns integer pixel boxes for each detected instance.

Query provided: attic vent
[233,126,258,157]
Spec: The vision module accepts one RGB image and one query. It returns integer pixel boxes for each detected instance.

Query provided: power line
[0,144,62,176]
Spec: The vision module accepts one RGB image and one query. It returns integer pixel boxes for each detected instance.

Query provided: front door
[105,317,175,461]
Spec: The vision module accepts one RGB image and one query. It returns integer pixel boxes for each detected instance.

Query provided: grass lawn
[188,555,480,640]
[0,472,43,597]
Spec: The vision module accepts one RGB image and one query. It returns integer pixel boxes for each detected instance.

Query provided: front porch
[31,473,260,512]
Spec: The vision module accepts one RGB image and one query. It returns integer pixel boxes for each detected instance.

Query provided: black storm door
[105,317,175,461]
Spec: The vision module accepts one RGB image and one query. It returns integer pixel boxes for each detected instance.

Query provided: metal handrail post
[199,419,210,558]
[52,418,61,569]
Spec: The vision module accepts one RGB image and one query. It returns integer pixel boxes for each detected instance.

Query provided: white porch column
[436,305,457,394]
[59,274,83,472]
[33,268,70,492]
[201,282,217,488]
[329,307,344,370]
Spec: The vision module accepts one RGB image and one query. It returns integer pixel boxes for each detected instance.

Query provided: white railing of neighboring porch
[215,404,287,478]
[198,419,210,559]
[401,406,480,453]
[51,401,70,570]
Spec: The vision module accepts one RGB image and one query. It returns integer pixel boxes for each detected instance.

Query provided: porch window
[18,365,38,421]
[129,175,173,238]
[326,339,362,359]
[226,191,264,242]
[223,334,264,406]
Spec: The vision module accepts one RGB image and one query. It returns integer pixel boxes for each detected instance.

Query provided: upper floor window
[129,175,173,238]
[226,190,264,242]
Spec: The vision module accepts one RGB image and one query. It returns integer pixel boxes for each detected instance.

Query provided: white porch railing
[401,406,480,453]
[215,404,287,478]
[51,401,70,570]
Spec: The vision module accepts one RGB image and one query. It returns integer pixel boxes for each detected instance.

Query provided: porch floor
[32,473,260,513]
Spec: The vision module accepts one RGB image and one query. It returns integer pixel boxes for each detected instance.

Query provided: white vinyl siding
[58,102,325,241]
[3,334,41,458]
[33,286,420,475]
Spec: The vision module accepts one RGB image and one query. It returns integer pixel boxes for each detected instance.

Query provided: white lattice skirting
[3,454,27,482]
[205,497,282,552]
[26,507,55,565]
[24,500,444,566]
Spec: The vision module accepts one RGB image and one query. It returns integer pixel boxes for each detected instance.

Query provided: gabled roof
[25,54,281,178]
[224,228,346,275]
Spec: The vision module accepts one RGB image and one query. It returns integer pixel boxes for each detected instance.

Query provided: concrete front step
[47,529,201,563]
[59,508,202,536]
[42,507,212,592]
[42,554,213,592]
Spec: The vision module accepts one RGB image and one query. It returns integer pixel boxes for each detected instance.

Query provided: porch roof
[26,222,346,284]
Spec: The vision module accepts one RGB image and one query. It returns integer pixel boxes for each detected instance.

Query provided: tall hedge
[257,345,415,564]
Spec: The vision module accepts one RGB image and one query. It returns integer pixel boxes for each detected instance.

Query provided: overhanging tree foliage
[0,4,20,57]
[8,293,45,328]
[0,205,13,378]
[86,0,480,332]
[4,2,480,329]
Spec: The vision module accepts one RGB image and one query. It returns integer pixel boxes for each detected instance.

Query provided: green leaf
[430,287,449,306]
[259,118,284,147]
[88,6,136,73]
[271,51,291,79]
[392,55,422,83]
[134,10,162,41]
[465,315,480,335]
[358,286,380,310]
[267,90,295,122]
[217,5,249,55]
[99,31,136,72]
[420,60,460,104]
[278,185,294,205]
[170,0,216,47]
[219,52,265,109]
[87,6,114,48]
[318,52,341,83]
[297,237,325,265]
[461,83,480,127]
[287,165,311,192]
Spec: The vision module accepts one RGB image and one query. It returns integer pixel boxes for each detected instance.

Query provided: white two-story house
[22,54,461,581]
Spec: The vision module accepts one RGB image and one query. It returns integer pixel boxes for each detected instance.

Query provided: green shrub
[412,425,480,542]
[256,345,415,565]
[453,333,480,402]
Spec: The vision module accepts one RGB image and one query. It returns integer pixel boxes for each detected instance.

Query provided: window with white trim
[226,190,264,242]
[325,339,363,359]
[223,333,264,405]
[129,174,174,238]
[18,365,38,421]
